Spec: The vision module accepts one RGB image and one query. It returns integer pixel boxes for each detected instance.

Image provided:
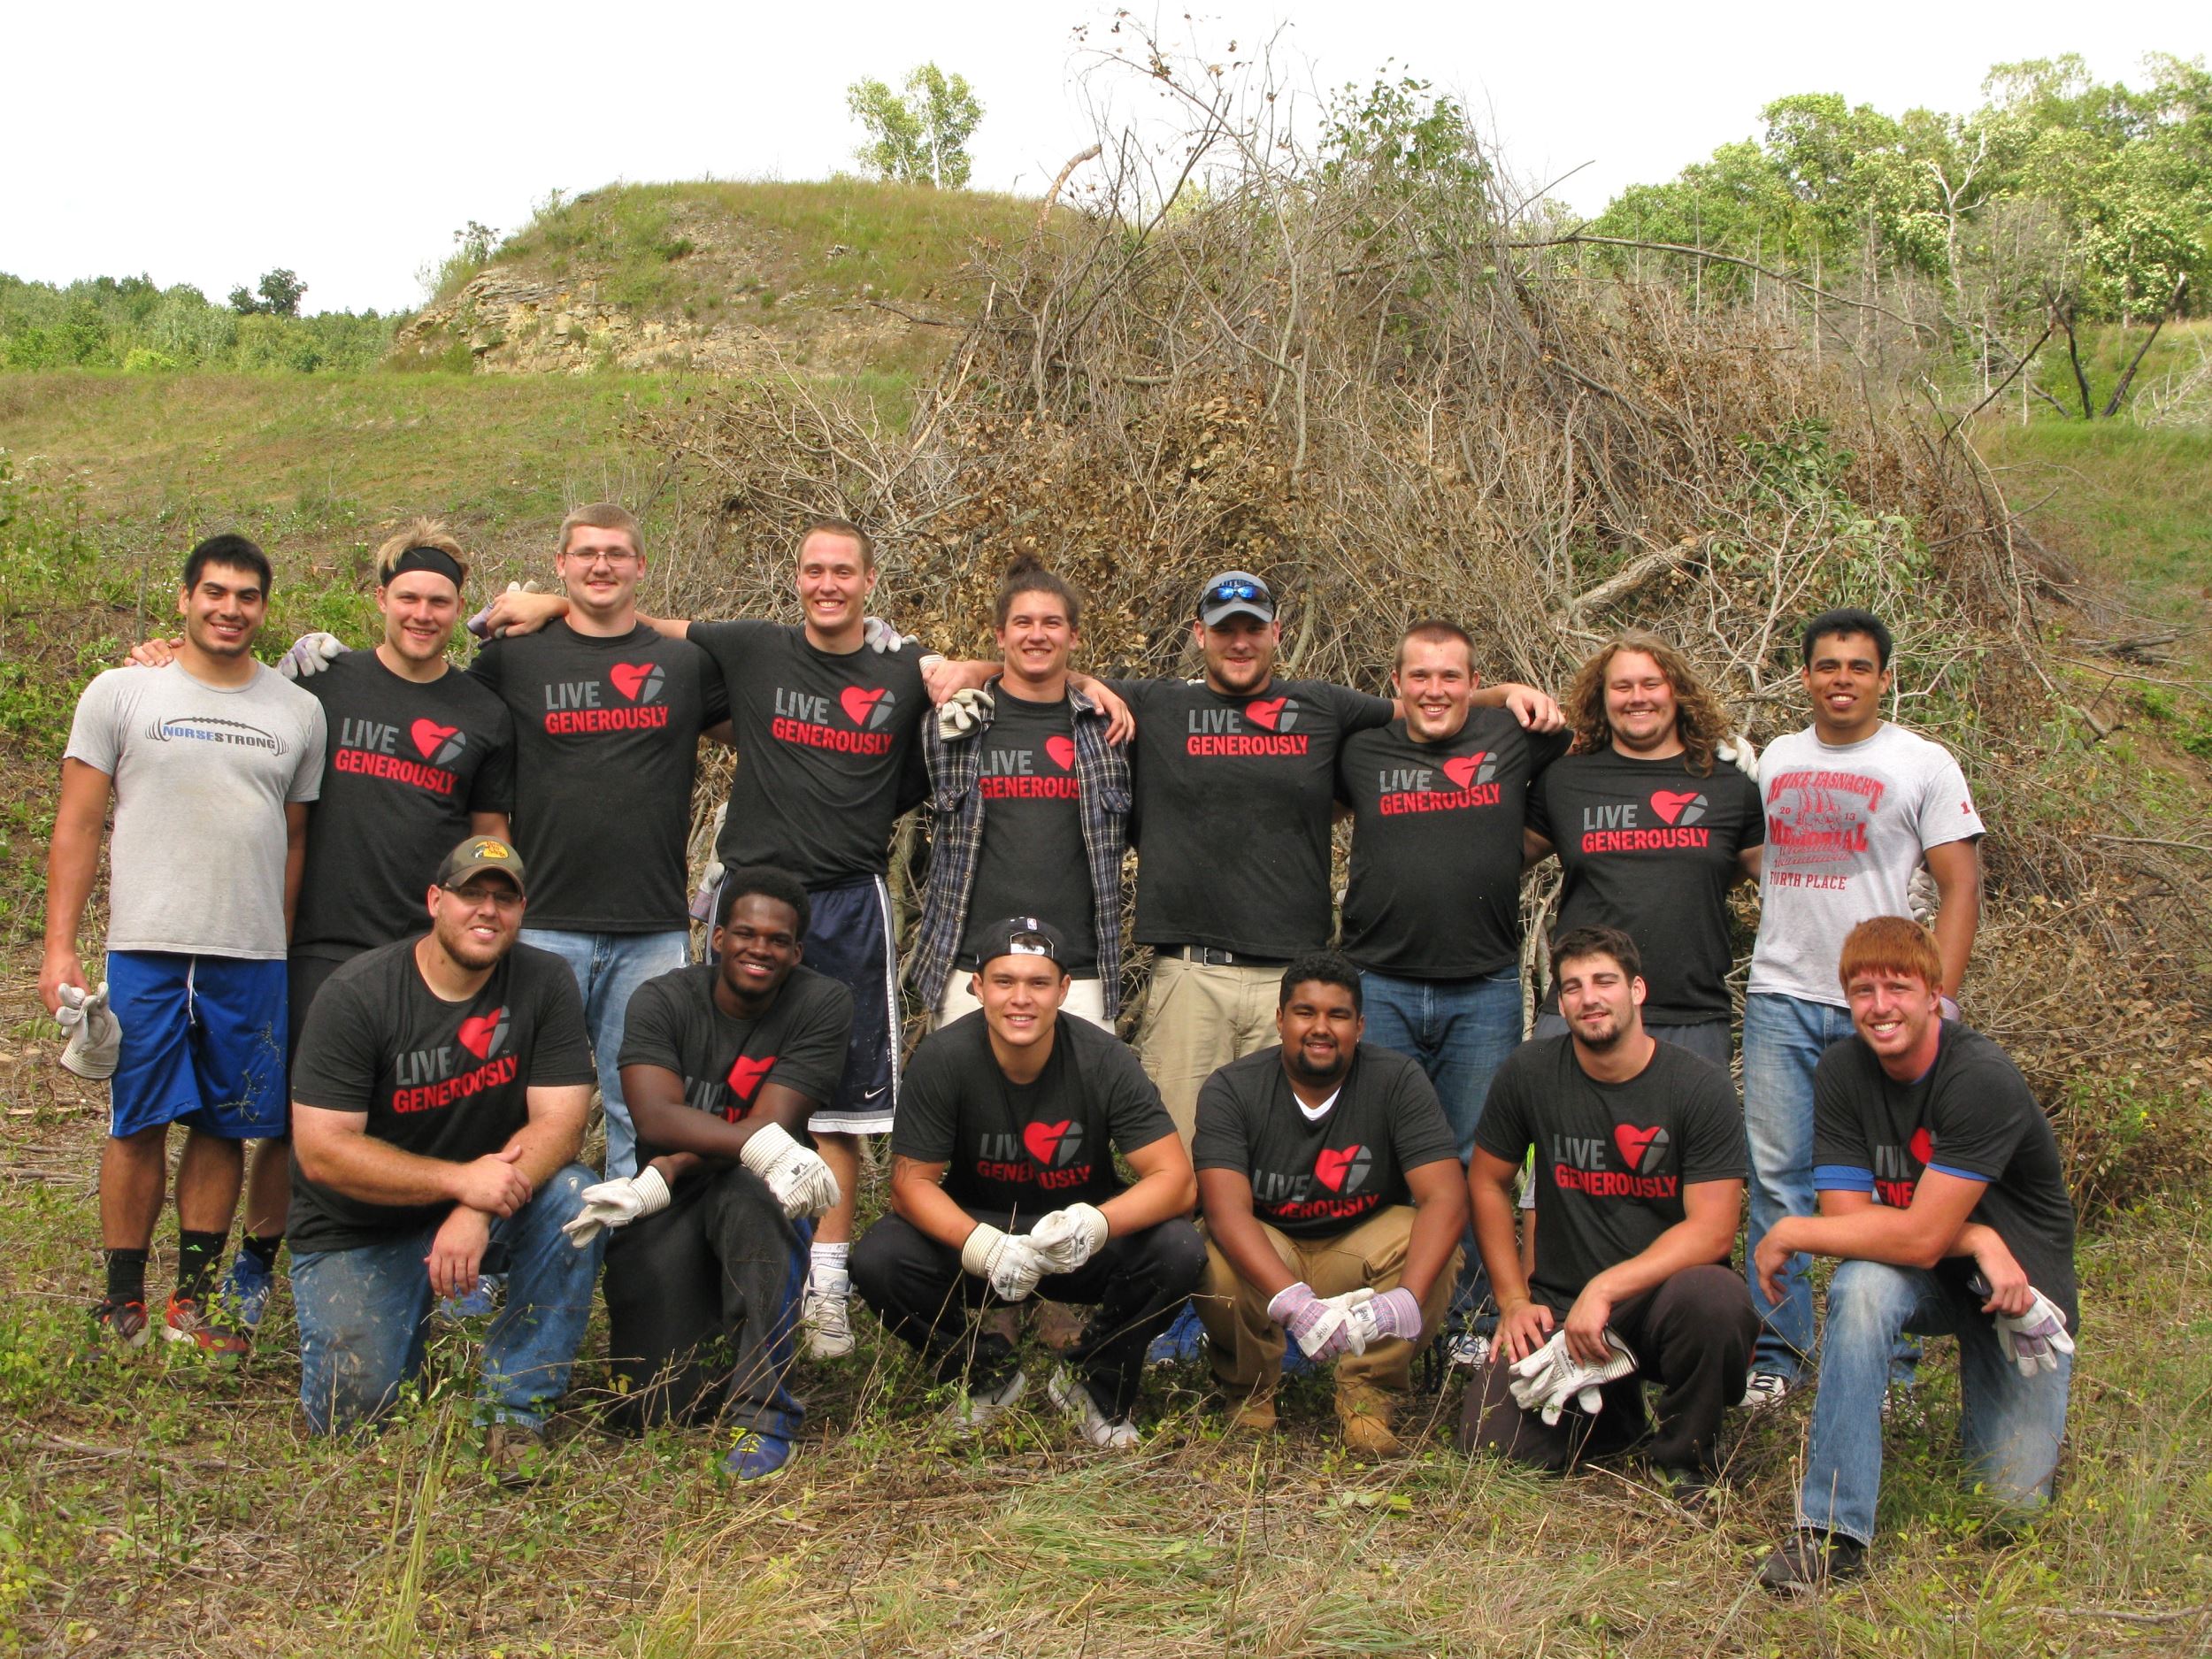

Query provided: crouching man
[852,917,1202,1448]
[573,866,853,1484]
[287,837,599,1479]
[1458,926,1755,1494]
[1193,952,1467,1456]
[1754,917,2077,1592]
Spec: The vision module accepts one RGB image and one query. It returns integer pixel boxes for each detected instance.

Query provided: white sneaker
[1048,1366,1141,1450]
[801,1282,856,1359]
[942,1369,1028,1435]
[1448,1331,1491,1369]
[1740,1371,1792,1410]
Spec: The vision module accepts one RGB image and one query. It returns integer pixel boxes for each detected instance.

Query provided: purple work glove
[1267,1281,1371,1362]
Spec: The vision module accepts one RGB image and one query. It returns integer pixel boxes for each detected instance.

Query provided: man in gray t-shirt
[1739,606,1984,1400]
[44,534,325,1355]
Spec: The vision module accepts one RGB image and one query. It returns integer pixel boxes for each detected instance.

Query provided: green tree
[228,268,307,318]
[847,64,983,188]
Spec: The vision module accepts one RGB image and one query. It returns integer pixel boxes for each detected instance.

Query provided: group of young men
[40,508,2078,1590]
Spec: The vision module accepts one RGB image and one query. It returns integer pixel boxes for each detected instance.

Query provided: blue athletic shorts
[106,951,289,1141]
[801,877,900,1135]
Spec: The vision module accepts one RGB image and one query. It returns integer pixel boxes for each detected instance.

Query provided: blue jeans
[293,1164,604,1434]
[1800,1260,2070,1545]
[521,928,690,1178]
[1361,967,1522,1317]
[1741,991,1858,1377]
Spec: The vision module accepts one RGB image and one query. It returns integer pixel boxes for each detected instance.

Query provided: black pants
[603,1165,810,1440]
[851,1210,1205,1418]
[1458,1263,1756,1474]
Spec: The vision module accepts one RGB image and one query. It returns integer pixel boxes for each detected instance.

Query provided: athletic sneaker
[800,1283,856,1360]
[1739,1371,1792,1410]
[439,1274,499,1321]
[942,1369,1028,1435]
[1048,1366,1141,1450]
[483,1423,548,1488]
[1448,1331,1492,1369]
[720,1431,795,1483]
[91,1296,150,1350]
[162,1294,248,1360]
[1145,1302,1205,1367]
[1756,1529,1867,1594]
[220,1252,275,1333]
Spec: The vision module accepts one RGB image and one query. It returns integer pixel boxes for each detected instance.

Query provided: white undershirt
[1294,1087,1341,1125]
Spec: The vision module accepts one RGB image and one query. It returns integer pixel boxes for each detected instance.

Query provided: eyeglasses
[562,547,641,566]
[447,882,524,910]
[1205,579,1264,605]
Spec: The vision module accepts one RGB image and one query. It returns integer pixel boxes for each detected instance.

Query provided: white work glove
[1909,866,1940,926]
[1717,733,1758,783]
[864,615,913,654]
[690,801,729,925]
[961,1222,1045,1302]
[55,981,122,1080]
[1509,1327,1637,1425]
[936,686,994,741]
[277,632,347,680]
[465,580,544,641]
[1268,1282,1377,1362]
[1025,1203,1110,1275]
[1344,1286,1425,1352]
[1992,1286,2076,1377]
[561,1165,672,1248]
[738,1121,843,1220]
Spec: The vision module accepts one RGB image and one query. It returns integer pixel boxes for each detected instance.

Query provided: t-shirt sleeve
[890,1036,959,1164]
[288,698,328,804]
[1810,1051,1876,1193]
[1923,1042,2033,1185]
[692,641,732,730]
[1526,770,1558,843]
[1189,1067,1253,1173]
[525,955,597,1087]
[1529,726,1571,773]
[466,639,504,696]
[470,705,518,816]
[1095,1039,1179,1156]
[614,976,687,1074]
[1386,1059,1462,1171]
[1324,682,1397,734]
[1916,747,1985,849]
[1471,1052,1536,1165]
[769,979,856,1107]
[1676,1064,1747,1184]
[289,974,383,1113]
[1728,766,1765,849]
[1102,677,1161,716]
[63,672,124,775]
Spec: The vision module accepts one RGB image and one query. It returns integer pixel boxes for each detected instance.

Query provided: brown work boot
[483,1423,549,1487]
[1225,1389,1279,1435]
[1336,1385,1407,1458]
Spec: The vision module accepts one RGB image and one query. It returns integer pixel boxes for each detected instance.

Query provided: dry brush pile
[636,48,2210,1210]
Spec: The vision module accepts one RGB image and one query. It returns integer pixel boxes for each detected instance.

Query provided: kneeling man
[574,866,854,1482]
[288,837,599,1475]
[1193,951,1466,1456]
[1461,926,1755,1492]
[1755,917,2077,1592]
[852,917,1202,1448]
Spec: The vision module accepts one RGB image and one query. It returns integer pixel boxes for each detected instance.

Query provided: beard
[1286,1042,1350,1087]
[435,918,510,972]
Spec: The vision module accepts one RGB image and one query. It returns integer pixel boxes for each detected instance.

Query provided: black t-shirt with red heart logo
[1813,1023,2078,1333]
[1110,676,1396,960]
[688,619,928,889]
[1191,1043,1461,1239]
[293,649,518,961]
[614,962,854,1171]
[1529,749,1763,1022]
[894,1010,1178,1215]
[1337,712,1570,979]
[1476,1035,1744,1310]
[287,937,596,1253]
[957,688,1097,975]
[469,622,729,933]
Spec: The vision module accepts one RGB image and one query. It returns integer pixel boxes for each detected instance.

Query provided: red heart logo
[1023,1119,1071,1165]
[1314,1145,1363,1192]
[1614,1123,1664,1171]
[1443,754,1486,790]
[457,1009,505,1060]
[840,685,885,727]
[1650,790,1702,826]
[728,1054,776,1101]
[610,663,657,701]
[411,718,458,760]
[1245,696,1286,732]
[1909,1126,1933,1166]
[1044,734,1076,771]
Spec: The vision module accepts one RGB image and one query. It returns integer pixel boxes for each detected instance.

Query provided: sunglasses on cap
[1205,578,1264,606]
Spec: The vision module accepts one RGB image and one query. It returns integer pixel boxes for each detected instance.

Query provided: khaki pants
[933,974,1110,1032]
[1195,1205,1460,1404]
[1137,954,1283,1141]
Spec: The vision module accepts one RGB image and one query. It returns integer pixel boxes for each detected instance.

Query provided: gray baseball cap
[1197,571,1275,626]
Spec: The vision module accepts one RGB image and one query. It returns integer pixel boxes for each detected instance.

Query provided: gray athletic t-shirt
[65,661,326,959]
[1748,722,1983,1005]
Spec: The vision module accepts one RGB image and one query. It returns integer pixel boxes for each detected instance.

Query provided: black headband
[387,545,465,587]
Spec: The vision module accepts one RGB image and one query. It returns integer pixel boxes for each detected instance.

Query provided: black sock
[104,1248,150,1305]
[238,1233,282,1271]
[176,1230,228,1303]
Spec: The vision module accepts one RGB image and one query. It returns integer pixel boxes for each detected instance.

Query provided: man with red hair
[1752,917,2076,1592]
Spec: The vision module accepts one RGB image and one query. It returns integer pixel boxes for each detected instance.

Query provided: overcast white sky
[9,2,2206,314]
